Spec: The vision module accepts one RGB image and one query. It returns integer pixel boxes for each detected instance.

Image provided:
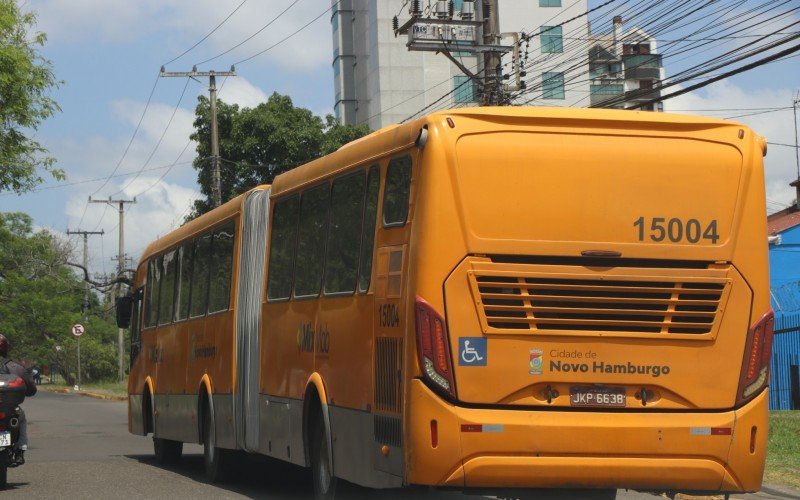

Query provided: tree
[0,212,118,384]
[188,92,369,218]
[0,0,62,194]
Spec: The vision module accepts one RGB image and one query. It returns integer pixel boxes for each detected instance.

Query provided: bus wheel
[311,414,336,500]
[153,437,182,465]
[202,404,231,483]
[0,462,7,489]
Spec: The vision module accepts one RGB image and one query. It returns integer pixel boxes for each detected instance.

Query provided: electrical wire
[195,0,303,67]
[162,0,249,67]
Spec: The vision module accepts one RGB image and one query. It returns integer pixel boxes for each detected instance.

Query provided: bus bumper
[406,379,768,493]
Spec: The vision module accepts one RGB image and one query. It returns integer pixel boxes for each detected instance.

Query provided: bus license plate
[570,386,626,407]
[0,431,10,447]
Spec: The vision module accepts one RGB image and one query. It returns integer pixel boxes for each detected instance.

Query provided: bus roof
[270,106,754,199]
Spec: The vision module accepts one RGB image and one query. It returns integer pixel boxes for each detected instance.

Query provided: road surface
[3,391,796,499]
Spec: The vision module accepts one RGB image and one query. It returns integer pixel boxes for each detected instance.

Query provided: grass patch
[765,410,800,489]
[38,377,127,398]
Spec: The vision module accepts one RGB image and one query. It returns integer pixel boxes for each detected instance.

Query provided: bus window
[145,257,161,328]
[294,184,331,298]
[190,232,212,317]
[325,172,366,295]
[267,195,300,301]
[208,222,236,313]
[382,155,412,227]
[158,250,177,325]
[359,165,380,293]
[175,240,194,321]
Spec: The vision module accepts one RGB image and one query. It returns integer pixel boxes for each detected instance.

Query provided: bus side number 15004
[634,217,719,244]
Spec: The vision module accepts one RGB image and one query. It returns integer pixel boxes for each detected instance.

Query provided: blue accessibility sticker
[458,337,487,366]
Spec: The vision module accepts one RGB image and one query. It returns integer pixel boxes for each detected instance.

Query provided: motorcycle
[0,374,27,489]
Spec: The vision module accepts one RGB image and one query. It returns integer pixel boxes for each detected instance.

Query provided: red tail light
[415,296,456,399]
[7,378,24,389]
[736,310,774,407]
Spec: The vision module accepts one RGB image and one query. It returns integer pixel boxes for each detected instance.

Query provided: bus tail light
[415,296,456,399]
[736,310,774,407]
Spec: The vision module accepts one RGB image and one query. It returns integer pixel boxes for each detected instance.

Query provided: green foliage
[0,0,63,193]
[188,92,370,218]
[0,212,119,384]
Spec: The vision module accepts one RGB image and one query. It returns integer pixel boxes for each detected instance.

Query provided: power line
[162,0,249,66]
[195,0,303,66]
[233,1,339,66]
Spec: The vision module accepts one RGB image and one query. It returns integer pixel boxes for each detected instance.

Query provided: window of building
[158,250,177,325]
[590,83,624,95]
[175,241,193,321]
[294,184,330,297]
[190,232,212,317]
[539,0,561,6]
[331,9,338,32]
[359,165,380,293]
[542,72,565,99]
[325,172,366,295]
[454,75,477,103]
[267,195,300,301]
[383,156,412,227]
[540,26,563,53]
[145,258,161,328]
[208,222,236,313]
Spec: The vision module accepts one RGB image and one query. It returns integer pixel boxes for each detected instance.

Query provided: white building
[588,16,666,111]
[331,0,590,130]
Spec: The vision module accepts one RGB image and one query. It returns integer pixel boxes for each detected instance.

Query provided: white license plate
[0,431,10,447]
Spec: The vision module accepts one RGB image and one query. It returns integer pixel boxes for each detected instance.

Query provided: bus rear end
[406,108,771,493]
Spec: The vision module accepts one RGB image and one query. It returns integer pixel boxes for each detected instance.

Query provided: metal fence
[770,312,800,410]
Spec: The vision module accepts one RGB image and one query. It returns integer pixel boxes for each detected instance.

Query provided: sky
[1,0,799,277]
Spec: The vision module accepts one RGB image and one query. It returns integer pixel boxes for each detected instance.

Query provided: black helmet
[0,334,9,356]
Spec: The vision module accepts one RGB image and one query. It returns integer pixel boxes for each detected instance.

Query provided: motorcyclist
[0,334,37,466]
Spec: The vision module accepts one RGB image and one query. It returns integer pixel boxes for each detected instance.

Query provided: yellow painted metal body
[128,106,769,493]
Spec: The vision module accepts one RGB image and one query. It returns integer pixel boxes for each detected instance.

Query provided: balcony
[623,54,662,80]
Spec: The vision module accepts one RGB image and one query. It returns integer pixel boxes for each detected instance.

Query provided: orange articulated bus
[122,107,773,498]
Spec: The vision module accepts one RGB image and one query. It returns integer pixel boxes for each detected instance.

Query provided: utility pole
[482,0,502,105]
[793,92,799,181]
[66,229,104,390]
[160,65,237,208]
[394,0,513,107]
[90,196,136,381]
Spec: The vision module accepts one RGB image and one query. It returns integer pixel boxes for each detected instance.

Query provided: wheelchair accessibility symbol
[458,337,487,366]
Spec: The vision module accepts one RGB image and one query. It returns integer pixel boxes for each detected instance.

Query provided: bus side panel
[205,310,236,448]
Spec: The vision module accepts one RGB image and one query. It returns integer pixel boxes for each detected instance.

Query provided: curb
[44,386,126,401]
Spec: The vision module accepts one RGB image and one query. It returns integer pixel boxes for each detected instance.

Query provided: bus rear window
[383,155,412,227]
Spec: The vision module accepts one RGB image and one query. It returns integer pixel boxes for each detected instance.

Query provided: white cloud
[65,177,201,269]
[666,80,798,213]
[217,77,270,109]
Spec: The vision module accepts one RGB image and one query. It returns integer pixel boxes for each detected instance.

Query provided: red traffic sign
[71,324,85,337]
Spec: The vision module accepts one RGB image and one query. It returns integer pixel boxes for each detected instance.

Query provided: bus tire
[311,413,336,500]
[202,402,231,483]
[153,437,183,465]
[0,462,6,489]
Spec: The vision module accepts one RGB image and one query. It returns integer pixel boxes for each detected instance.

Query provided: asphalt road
[3,391,797,499]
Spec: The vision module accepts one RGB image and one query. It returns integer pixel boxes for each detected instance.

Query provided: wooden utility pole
[90,197,136,381]
[160,66,237,207]
[66,229,104,389]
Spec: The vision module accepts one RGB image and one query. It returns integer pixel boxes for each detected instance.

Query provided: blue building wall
[769,224,800,313]
[769,313,800,410]
[767,223,800,409]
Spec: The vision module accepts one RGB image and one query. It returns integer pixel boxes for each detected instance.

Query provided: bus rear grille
[472,270,729,335]
[373,414,402,447]
[374,337,402,413]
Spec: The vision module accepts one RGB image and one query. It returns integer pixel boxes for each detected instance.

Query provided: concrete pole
[210,73,221,208]
[482,0,501,105]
